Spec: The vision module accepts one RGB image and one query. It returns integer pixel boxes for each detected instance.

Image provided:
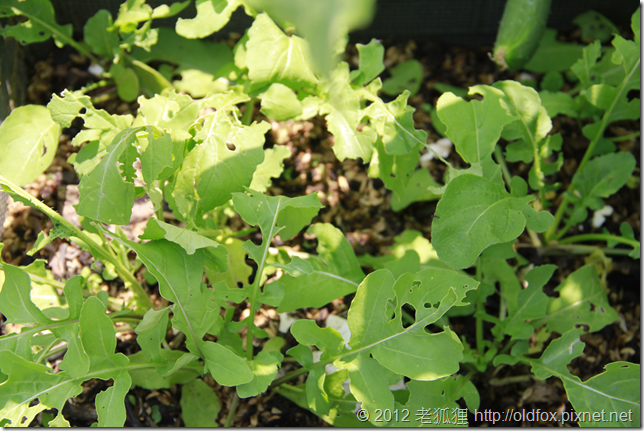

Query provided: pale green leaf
[0,264,50,325]
[180,379,222,427]
[110,62,140,103]
[250,145,291,193]
[0,351,82,427]
[139,218,222,255]
[247,0,375,76]
[363,90,427,155]
[232,190,323,251]
[236,350,283,398]
[205,237,252,289]
[437,85,513,164]
[403,375,480,419]
[200,340,253,386]
[0,105,61,186]
[258,83,303,120]
[245,13,318,89]
[352,39,384,86]
[176,0,243,39]
[128,351,201,389]
[320,62,377,161]
[341,353,394,425]
[75,128,139,224]
[172,119,270,221]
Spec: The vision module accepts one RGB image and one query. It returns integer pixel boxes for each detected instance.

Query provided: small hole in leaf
[433,301,440,308]
[627,90,639,102]
[402,304,416,328]
[599,306,605,313]
[226,141,236,151]
[390,173,396,178]
[411,280,420,288]
[621,365,629,368]
[79,108,87,115]
[423,302,432,309]
[423,324,440,334]
[39,31,45,36]
[441,390,445,396]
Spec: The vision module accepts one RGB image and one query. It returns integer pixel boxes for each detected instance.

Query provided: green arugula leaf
[0,351,82,426]
[290,268,476,425]
[83,9,119,58]
[502,264,554,340]
[524,330,640,427]
[363,85,427,155]
[180,379,222,427]
[96,371,132,427]
[135,308,170,363]
[320,62,377,161]
[524,29,584,73]
[0,264,51,325]
[0,105,61,186]
[573,10,618,43]
[0,0,73,48]
[140,218,223,256]
[237,350,283,398]
[535,265,617,334]
[402,375,480,419]
[176,0,243,39]
[571,40,602,88]
[437,85,513,164]
[432,174,553,269]
[539,91,577,118]
[564,152,636,223]
[277,223,365,312]
[381,59,423,97]
[132,27,233,76]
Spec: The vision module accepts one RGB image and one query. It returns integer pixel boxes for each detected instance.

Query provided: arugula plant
[0,0,640,427]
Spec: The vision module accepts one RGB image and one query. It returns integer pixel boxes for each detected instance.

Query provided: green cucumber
[493,0,552,70]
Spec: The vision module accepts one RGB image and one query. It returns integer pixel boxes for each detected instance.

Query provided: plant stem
[0,175,153,310]
[475,257,484,357]
[268,366,309,390]
[241,100,254,126]
[493,144,513,189]
[489,374,534,386]
[224,393,240,427]
[552,215,576,241]
[557,233,640,248]
[607,131,640,142]
[79,80,112,94]
[516,242,634,256]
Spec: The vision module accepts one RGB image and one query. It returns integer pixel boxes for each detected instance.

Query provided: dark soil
[0,24,640,427]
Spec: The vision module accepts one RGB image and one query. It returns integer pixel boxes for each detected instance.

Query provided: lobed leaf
[277,223,365,312]
[432,174,553,269]
[176,0,243,39]
[180,379,222,427]
[0,0,73,48]
[437,85,513,164]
